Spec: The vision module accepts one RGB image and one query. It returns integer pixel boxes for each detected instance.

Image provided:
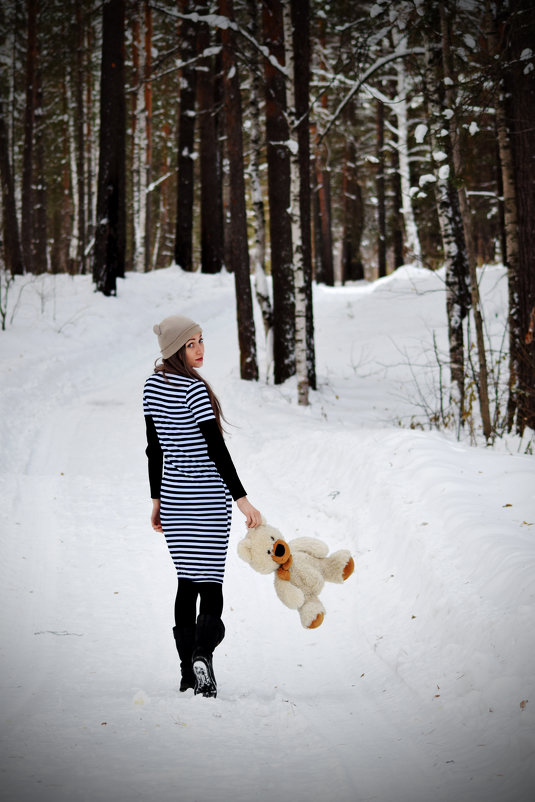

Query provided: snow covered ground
[1,264,534,802]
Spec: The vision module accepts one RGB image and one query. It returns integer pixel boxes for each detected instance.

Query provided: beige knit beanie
[153,315,201,359]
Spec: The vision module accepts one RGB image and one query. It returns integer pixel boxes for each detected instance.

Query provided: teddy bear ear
[237,539,251,562]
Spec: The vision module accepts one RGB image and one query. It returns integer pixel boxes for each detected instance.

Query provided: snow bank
[1,265,533,802]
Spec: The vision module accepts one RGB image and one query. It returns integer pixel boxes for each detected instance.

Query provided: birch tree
[283,0,308,404]
[423,0,471,424]
[391,25,422,265]
[246,0,273,341]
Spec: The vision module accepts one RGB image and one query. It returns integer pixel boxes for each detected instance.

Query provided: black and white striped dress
[143,372,242,584]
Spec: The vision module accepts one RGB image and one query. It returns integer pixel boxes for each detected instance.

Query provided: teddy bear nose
[271,539,290,564]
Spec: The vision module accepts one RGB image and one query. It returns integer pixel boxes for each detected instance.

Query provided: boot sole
[193,657,217,698]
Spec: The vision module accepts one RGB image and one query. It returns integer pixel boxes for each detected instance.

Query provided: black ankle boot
[173,625,196,692]
[192,615,225,698]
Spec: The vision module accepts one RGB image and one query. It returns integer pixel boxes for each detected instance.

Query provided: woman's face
[184,332,204,368]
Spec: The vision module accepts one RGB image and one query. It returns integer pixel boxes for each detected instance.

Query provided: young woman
[143,314,261,698]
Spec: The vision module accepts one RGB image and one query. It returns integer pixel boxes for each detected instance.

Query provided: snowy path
[1,268,534,802]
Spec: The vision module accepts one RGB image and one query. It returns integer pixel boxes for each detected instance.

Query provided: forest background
[0,0,534,445]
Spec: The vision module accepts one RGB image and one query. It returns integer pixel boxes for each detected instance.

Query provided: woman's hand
[151,499,163,532]
[236,496,262,528]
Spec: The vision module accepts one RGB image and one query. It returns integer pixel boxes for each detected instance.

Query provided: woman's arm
[151,498,163,533]
[198,419,261,527]
[145,415,163,531]
[145,414,163,498]
[236,496,262,528]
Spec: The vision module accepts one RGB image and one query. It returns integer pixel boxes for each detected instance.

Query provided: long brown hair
[155,345,225,433]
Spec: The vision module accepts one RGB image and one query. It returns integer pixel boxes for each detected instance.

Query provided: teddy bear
[237,519,354,629]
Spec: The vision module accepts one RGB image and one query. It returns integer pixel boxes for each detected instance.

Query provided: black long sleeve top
[145,414,246,502]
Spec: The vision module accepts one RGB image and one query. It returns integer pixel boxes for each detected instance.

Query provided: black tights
[174,578,223,627]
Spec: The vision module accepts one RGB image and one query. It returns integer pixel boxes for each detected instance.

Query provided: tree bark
[93,0,126,296]
[218,0,258,380]
[263,0,295,384]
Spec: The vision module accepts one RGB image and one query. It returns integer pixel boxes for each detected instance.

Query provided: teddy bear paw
[342,557,355,581]
[307,612,324,629]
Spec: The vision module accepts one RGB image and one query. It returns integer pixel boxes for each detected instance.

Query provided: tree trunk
[174,0,197,271]
[440,1,491,441]
[376,98,386,278]
[0,99,24,275]
[246,0,273,340]
[218,0,258,381]
[144,0,152,272]
[263,0,295,384]
[85,20,95,263]
[93,0,126,296]
[284,0,314,404]
[311,128,334,285]
[440,5,477,270]
[311,15,334,286]
[21,0,37,274]
[74,0,86,273]
[33,53,47,274]
[424,3,471,426]
[497,0,535,433]
[392,27,422,265]
[341,122,364,283]
[391,146,404,269]
[494,132,507,266]
[51,71,72,274]
[197,6,223,274]
[132,8,146,273]
[291,0,316,391]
